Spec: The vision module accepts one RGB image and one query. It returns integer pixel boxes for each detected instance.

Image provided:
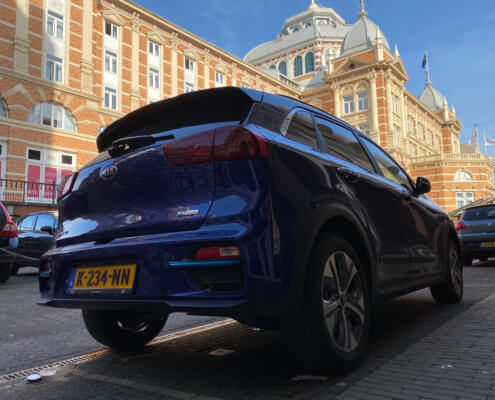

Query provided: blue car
[39,88,462,370]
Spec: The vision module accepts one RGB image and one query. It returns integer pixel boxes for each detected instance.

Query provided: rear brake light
[0,221,18,238]
[57,172,78,201]
[456,221,468,231]
[194,246,241,260]
[162,126,271,167]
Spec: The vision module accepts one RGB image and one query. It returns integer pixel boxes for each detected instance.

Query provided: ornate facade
[0,0,492,215]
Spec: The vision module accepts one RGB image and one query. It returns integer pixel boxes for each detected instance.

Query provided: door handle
[337,167,360,183]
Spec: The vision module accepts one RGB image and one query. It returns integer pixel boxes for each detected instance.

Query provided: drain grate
[0,319,235,383]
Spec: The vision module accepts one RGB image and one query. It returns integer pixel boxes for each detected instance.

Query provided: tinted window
[361,138,412,190]
[462,207,495,221]
[35,213,56,231]
[315,117,374,171]
[283,111,318,148]
[19,214,36,231]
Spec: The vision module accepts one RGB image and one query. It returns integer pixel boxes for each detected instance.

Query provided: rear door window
[463,207,495,221]
[34,213,56,231]
[361,138,412,190]
[19,214,36,231]
[282,110,318,148]
[315,117,374,171]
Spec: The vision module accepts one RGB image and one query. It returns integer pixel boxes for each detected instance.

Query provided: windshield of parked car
[462,206,495,221]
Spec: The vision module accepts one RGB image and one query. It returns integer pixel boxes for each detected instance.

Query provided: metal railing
[0,179,59,205]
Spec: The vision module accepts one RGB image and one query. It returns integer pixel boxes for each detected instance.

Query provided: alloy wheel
[322,251,365,353]
[449,245,462,296]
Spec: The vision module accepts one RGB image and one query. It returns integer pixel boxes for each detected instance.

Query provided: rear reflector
[455,221,468,231]
[194,246,241,260]
[0,221,18,238]
[162,126,270,167]
[57,172,78,201]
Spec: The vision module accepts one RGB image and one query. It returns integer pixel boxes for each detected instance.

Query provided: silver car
[456,204,495,265]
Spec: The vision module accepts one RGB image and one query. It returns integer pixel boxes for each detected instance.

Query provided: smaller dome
[419,82,447,112]
[340,12,389,56]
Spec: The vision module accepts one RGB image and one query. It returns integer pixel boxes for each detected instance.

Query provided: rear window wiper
[108,134,174,157]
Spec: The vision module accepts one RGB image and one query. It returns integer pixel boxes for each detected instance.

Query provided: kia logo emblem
[101,165,118,180]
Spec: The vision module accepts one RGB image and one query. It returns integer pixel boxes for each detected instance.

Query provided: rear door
[32,213,57,257]
[17,214,37,259]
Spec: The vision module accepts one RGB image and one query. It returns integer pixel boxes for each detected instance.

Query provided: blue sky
[138,0,495,154]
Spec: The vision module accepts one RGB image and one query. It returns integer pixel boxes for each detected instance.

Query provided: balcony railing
[0,179,59,205]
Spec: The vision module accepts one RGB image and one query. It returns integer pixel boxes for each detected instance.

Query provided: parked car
[38,88,463,371]
[0,202,19,283]
[456,204,495,265]
[10,211,58,275]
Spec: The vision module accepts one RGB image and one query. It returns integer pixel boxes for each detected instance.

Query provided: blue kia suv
[39,88,462,370]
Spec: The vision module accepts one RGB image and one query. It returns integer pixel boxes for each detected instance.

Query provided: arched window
[294,56,303,77]
[269,64,276,70]
[278,61,287,76]
[0,96,7,118]
[305,52,315,73]
[28,102,76,131]
[454,170,473,182]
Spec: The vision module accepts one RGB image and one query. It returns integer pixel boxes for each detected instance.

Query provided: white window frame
[185,82,195,93]
[395,125,402,146]
[104,50,117,74]
[46,10,64,40]
[148,41,159,56]
[148,67,159,89]
[343,95,355,115]
[408,116,415,133]
[185,58,195,72]
[215,71,225,87]
[105,21,118,38]
[456,192,474,209]
[45,54,63,83]
[28,102,76,131]
[357,92,368,111]
[393,96,400,114]
[104,87,117,110]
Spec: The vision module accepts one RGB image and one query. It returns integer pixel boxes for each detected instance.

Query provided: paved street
[1,263,495,399]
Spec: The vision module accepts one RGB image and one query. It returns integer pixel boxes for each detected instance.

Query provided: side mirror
[415,176,431,195]
[40,226,54,235]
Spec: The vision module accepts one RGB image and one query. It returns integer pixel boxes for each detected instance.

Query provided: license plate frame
[67,264,137,294]
[481,242,495,248]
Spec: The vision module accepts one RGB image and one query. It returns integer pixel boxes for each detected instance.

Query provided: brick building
[0,0,492,216]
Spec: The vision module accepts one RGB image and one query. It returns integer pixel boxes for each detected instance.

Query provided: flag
[421,53,428,69]
[485,130,495,146]
[468,123,479,149]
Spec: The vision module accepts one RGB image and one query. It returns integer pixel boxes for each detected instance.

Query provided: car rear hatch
[459,206,495,237]
[56,88,263,247]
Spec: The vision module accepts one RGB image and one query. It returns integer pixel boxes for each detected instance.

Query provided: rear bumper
[458,234,495,259]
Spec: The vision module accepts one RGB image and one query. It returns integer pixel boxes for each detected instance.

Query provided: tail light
[57,172,78,201]
[0,221,18,238]
[162,126,271,166]
[456,221,468,231]
[194,246,241,260]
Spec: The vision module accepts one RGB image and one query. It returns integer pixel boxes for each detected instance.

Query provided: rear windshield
[462,206,495,221]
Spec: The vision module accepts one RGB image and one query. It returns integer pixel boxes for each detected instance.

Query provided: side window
[361,138,412,190]
[19,214,37,231]
[35,214,56,231]
[283,110,318,148]
[315,117,374,172]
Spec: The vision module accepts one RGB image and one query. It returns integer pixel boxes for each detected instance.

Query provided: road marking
[0,319,235,384]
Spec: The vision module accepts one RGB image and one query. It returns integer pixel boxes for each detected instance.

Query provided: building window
[343,95,355,114]
[185,58,195,72]
[0,97,7,118]
[426,130,432,145]
[105,21,118,38]
[104,50,117,74]
[394,125,401,146]
[359,124,370,135]
[278,61,287,76]
[305,52,314,73]
[269,64,276,70]
[357,92,368,111]
[28,102,76,131]
[104,87,117,110]
[46,10,64,40]
[393,96,400,114]
[148,41,159,56]
[408,116,415,133]
[185,82,194,93]
[294,56,303,77]
[215,71,225,87]
[149,68,159,89]
[456,192,474,209]
[454,170,473,182]
[45,54,63,83]
[418,124,424,139]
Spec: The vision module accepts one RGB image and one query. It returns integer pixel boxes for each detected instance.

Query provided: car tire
[82,310,168,351]
[479,257,487,262]
[282,233,371,372]
[430,239,463,304]
[0,264,11,283]
[462,256,472,266]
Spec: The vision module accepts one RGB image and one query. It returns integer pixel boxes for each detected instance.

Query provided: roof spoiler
[97,87,264,152]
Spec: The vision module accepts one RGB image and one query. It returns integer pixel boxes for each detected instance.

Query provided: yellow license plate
[482,242,495,247]
[69,264,137,293]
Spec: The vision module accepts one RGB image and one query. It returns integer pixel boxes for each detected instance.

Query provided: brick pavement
[1,292,495,400]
